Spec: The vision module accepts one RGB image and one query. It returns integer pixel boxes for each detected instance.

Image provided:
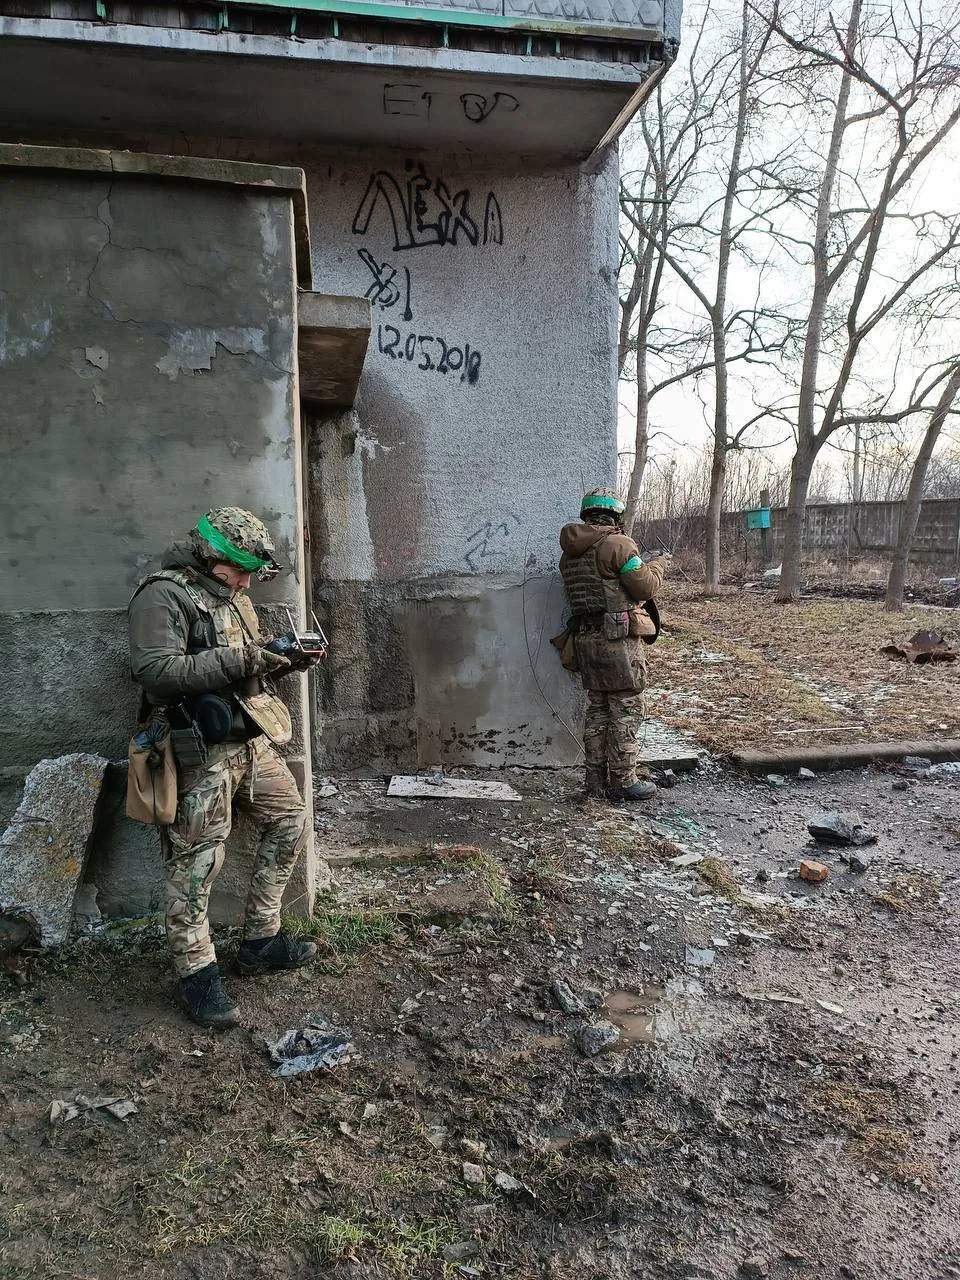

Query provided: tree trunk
[704,428,726,594]
[624,321,650,536]
[778,0,860,600]
[775,444,816,602]
[885,363,960,611]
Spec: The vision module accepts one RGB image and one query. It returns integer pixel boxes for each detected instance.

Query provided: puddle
[603,977,705,1044]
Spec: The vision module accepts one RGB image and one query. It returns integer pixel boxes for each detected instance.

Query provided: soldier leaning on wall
[127,507,323,1029]
[553,487,669,803]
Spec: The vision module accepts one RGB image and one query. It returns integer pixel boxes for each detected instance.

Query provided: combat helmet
[580,486,626,521]
[191,507,282,581]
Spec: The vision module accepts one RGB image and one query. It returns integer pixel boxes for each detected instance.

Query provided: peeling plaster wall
[0,167,312,918]
[306,149,617,768]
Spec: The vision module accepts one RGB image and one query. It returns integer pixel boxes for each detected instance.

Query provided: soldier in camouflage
[128,507,322,1029]
[558,488,669,802]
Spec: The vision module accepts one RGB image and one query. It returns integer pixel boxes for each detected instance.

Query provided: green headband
[581,494,625,514]
[196,514,272,571]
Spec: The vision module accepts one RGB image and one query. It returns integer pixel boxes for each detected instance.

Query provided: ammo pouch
[167,702,209,769]
[550,627,579,673]
[603,610,630,642]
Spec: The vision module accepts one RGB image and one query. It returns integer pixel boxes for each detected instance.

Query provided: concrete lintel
[0,141,313,288]
[0,18,653,86]
[298,292,372,410]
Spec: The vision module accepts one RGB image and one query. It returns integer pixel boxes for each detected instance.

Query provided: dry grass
[868,871,943,913]
[649,587,960,754]
[808,1081,932,1184]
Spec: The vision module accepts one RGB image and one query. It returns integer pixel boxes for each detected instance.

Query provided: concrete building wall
[304,149,618,768]
[0,159,316,918]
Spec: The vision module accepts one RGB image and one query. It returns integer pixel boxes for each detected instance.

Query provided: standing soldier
[128,508,321,1029]
[558,487,668,801]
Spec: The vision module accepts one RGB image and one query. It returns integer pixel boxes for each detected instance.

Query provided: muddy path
[1,765,959,1280]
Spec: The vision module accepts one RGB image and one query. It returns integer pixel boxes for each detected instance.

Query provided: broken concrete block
[799,859,829,883]
[0,753,108,945]
[807,811,876,847]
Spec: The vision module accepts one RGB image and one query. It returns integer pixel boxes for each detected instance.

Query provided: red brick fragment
[799,859,829,883]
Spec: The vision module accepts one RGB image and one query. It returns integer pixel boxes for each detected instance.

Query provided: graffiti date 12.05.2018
[376,323,482,385]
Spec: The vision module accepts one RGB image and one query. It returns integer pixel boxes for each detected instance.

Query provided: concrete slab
[0,753,108,945]
[298,293,371,409]
[387,776,522,800]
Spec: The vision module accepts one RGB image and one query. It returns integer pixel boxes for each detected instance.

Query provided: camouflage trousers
[583,690,646,789]
[160,736,307,978]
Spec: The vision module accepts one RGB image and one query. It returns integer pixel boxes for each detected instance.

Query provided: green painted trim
[223,0,664,43]
[619,555,643,574]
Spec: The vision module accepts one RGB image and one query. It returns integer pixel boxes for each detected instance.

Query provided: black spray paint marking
[352,161,504,250]
[358,249,414,321]
[460,92,520,124]
[377,323,481,386]
[462,515,517,571]
[383,84,432,119]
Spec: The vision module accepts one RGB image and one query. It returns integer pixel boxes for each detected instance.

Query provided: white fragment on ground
[49,1095,138,1124]
[387,776,523,801]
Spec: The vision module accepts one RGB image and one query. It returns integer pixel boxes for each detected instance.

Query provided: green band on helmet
[196,514,272,571]
[581,494,625,514]
[620,555,643,574]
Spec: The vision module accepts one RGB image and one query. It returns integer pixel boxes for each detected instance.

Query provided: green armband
[619,555,643,574]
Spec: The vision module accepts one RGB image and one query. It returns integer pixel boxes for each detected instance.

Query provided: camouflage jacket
[127,543,263,706]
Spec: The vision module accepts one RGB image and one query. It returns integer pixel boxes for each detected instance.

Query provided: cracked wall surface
[0,166,313,918]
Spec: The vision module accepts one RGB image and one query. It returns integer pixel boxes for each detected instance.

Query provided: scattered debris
[660,768,678,788]
[799,860,830,883]
[0,753,109,945]
[387,776,522,801]
[493,1170,529,1195]
[815,999,845,1015]
[807,811,877,847]
[798,767,816,780]
[848,851,872,874]
[685,945,716,968]
[443,1241,479,1263]
[742,1256,770,1278]
[462,1161,485,1186]
[901,755,933,773]
[735,929,772,946]
[892,778,911,791]
[881,630,957,664]
[669,852,703,869]
[316,782,339,799]
[550,978,587,1016]
[766,773,788,788]
[266,1015,355,1078]
[49,1095,138,1124]
[576,1022,621,1057]
[0,908,41,985]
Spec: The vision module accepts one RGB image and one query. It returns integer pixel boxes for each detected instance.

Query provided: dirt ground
[652,587,960,754]
[2,758,959,1280]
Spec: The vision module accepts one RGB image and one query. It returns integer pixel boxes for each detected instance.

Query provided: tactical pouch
[574,631,646,693]
[126,717,177,825]
[603,610,630,642]
[169,722,208,769]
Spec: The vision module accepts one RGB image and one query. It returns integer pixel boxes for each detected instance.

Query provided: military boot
[606,780,658,802]
[235,929,318,977]
[176,962,240,1030]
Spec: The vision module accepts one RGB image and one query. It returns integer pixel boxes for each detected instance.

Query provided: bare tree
[885,361,960,610]
[619,0,799,589]
[758,0,960,600]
